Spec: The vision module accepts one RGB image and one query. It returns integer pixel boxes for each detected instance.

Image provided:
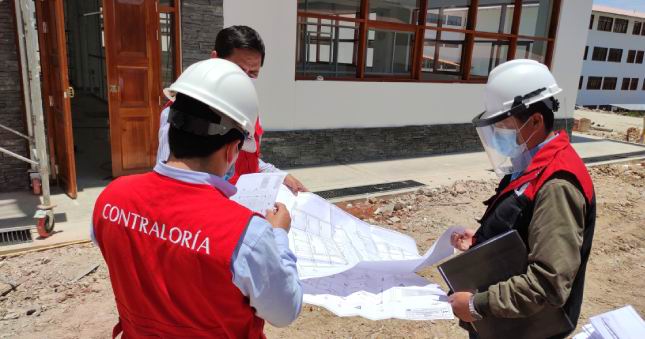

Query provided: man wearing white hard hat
[157,25,308,193]
[447,59,596,339]
[92,58,302,338]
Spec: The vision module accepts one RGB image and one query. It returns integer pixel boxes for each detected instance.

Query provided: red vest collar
[493,131,575,203]
[523,131,570,176]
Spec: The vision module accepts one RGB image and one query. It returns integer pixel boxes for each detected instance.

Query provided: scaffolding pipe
[16,0,52,208]
[0,147,38,166]
[13,0,37,170]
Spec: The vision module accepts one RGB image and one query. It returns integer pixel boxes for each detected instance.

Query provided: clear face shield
[474,115,534,177]
[473,89,565,177]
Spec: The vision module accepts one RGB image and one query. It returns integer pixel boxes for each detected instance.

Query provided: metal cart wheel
[36,210,55,238]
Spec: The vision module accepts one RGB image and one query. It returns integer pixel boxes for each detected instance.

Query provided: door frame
[35,0,78,198]
[34,0,183,190]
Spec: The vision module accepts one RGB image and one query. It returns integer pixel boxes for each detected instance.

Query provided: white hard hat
[478,59,562,124]
[164,58,258,152]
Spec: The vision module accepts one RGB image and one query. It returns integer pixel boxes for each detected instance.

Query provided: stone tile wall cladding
[181,0,223,69]
[262,119,574,168]
[0,1,29,192]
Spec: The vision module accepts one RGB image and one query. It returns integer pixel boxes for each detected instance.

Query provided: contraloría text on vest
[99,203,211,254]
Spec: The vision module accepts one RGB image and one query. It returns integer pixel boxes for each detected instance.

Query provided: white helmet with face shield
[472,59,562,177]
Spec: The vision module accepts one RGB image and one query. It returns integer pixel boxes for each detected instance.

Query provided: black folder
[438,230,574,339]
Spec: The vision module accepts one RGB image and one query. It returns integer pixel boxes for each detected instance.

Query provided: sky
[593,0,645,12]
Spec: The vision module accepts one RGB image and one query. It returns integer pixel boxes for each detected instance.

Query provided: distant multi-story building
[577,5,645,110]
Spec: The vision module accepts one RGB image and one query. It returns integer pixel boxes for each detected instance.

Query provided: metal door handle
[109,84,120,93]
[66,86,75,98]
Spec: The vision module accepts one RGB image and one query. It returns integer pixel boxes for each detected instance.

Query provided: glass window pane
[602,77,617,90]
[421,29,465,80]
[630,78,639,91]
[296,18,359,78]
[471,37,510,78]
[613,18,628,33]
[297,0,361,17]
[608,48,623,63]
[587,77,601,90]
[475,0,515,34]
[159,0,174,7]
[518,0,554,37]
[516,40,548,63]
[597,16,613,32]
[627,50,636,63]
[365,29,415,76]
[368,0,420,24]
[160,13,175,90]
[426,1,470,29]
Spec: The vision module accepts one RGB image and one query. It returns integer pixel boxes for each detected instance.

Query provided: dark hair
[168,93,244,159]
[516,100,555,132]
[214,25,266,66]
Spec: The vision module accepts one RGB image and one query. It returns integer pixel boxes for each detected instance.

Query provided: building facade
[231,0,589,167]
[577,5,645,109]
[1,0,590,194]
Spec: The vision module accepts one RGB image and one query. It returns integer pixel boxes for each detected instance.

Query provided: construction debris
[0,281,12,297]
[70,263,100,283]
[577,118,592,132]
[575,109,645,142]
[625,127,641,143]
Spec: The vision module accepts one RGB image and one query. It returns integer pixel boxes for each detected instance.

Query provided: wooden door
[103,0,160,177]
[35,0,78,198]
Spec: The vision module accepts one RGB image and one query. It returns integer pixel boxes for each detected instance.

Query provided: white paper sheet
[302,268,453,321]
[231,172,287,216]
[233,177,457,321]
[573,324,601,339]
[588,305,645,339]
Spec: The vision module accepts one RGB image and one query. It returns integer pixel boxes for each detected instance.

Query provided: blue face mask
[491,128,524,158]
[224,163,235,181]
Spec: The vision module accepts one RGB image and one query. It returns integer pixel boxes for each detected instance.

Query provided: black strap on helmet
[472,87,550,127]
[168,107,248,143]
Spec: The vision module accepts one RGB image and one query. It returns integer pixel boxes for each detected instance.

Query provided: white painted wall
[225,0,591,131]
[577,11,645,107]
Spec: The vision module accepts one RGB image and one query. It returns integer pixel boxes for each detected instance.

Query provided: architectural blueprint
[301,268,454,321]
[276,186,461,280]
[235,175,459,320]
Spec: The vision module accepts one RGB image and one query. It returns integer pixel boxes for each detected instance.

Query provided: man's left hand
[283,174,308,194]
[448,292,476,322]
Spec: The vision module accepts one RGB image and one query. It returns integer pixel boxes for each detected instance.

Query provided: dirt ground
[1,162,643,339]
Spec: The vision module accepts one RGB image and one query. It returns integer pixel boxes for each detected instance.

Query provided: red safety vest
[92,172,265,339]
[229,117,264,184]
